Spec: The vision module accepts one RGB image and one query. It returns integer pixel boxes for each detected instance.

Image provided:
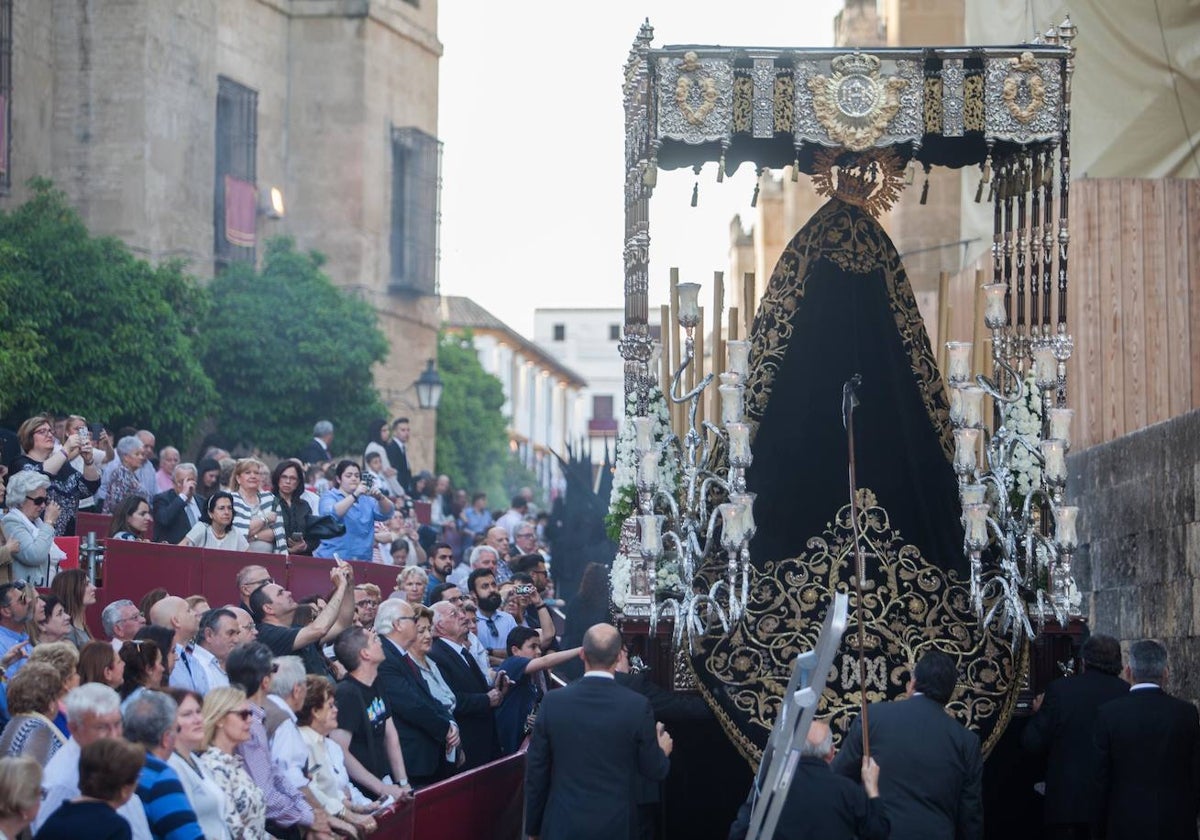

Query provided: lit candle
[677,282,701,328]
[946,342,973,385]
[982,283,1007,329]
[719,501,747,552]
[1053,505,1079,550]
[954,427,980,474]
[720,384,744,425]
[959,386,985,429]
[726,340,750,379]
[1032,344,1057,389]
[960,483,987,506]
[1048,407,1074,449]
[639,514,664,560]
[948,386,964,426]
[632,416,653,455]
[1040,439,1066,483]
[727,423,751,467]
[638,451,660,491]
[963,503,990,547]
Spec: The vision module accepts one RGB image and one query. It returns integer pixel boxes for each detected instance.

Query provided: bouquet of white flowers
[1003,370,1043,503]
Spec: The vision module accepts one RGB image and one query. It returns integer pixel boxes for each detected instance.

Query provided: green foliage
[434,330,509,499]
[0,180,216,441]
[198,237,388,456]
[605,483,637,543]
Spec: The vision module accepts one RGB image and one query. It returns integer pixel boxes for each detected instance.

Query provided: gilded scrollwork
[773,74,794,134]
[732,74,754,134]
[795,55,923,151]
[657,51,734,145]
[694,490,1023,763]
[963,71,985,132]
[984,53,1062,143]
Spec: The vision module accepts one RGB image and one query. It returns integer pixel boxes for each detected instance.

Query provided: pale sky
[437,1,844,337]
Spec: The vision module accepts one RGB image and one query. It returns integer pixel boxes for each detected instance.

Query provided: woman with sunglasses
[198,686,267,840]
[178,492,249,552]
[2,471,65,586]
[10,413,99,537]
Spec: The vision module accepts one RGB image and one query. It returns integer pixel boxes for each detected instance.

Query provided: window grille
[390,126,442,295]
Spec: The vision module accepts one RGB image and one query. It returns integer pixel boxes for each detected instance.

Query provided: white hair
[268,656,306,697]
[469,545,499,569]
[375,598,413,635]
[5,471,50,506]
[431,601,459,636]
[64,683,121,724]
[100,599,136,637]
[173,463,197,480]
[116,435,143,458]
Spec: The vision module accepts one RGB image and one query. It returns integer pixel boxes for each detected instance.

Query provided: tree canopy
[0,181,216,442]
[197,237,389,457]
[435,330,511,502]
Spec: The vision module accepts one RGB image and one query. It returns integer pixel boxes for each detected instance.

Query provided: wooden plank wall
[937,179,1198,451]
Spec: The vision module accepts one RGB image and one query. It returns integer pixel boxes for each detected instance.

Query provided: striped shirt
[230,491,287,553]
[137,753,204,840]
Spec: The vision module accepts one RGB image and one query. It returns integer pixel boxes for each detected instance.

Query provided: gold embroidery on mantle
[688,490,1022,765]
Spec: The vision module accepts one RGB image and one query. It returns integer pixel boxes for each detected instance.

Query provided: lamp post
[413,358,443,410]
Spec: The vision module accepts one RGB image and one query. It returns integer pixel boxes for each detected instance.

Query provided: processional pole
[842,374,870,759]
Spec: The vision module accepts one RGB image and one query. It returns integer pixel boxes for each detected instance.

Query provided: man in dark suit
[374,598,459,786]
[832,649,983,840]
[426,600,506,770]
[1022,633,1128,839]
[385,418,412,494]
[151,462,203,544]
[297,420,334,466]
[525,623,673,840]
[1093,639,1200,840]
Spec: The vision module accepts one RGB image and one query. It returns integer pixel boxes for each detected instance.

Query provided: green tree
[198,237,388,456]
[435,330,510,500]
[0,180,216,441]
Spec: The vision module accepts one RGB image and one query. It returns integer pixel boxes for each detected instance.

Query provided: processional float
[610,18,1083,766]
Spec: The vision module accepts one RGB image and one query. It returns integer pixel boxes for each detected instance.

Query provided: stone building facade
[1,0,443,467]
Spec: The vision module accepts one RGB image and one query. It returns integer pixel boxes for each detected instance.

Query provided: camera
[361,472,375,490]
[514,584,535,596]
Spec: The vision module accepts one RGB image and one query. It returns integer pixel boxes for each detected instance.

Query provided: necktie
[460,648,487,687]
[185,500,198,526]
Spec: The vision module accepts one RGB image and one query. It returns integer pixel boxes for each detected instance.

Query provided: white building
[441,297,587,496]
[533,308,627,451]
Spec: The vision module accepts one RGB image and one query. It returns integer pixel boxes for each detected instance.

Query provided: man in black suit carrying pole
[832,649,982,840]
[1022,633,1128,840]
[525,623,673,840]
[1093,638,1200,840]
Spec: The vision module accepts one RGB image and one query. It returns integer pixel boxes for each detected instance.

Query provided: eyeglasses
[226,709,254,721]
[26,496,47,506]
[356,599,379,608]
[33,428,54,437]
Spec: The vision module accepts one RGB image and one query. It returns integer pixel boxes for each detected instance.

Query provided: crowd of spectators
[0,412,571,839]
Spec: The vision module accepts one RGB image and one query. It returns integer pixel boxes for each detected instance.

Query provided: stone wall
[1068,408,1200,704]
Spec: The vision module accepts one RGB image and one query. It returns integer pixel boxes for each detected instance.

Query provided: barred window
[390,126,442,295]
[0,0,12,191]
[213,76,258,267]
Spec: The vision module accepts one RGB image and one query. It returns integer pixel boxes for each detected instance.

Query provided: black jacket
[832,694,982,840]
[377,637,454,781]
[385,440,412,495]
[151,489,201,545]
[427,637,499,770]
[1021,668,1129,824]
[1093,685,1200,840]
[525,675,670,840]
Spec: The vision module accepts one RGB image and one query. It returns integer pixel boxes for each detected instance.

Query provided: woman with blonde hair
[10,413,99,537]
[230,459,286,554]
[197,686,267,840]
[395,565,428,606]
[49,568,97,646]
[0,755,44,838]
[0,662,67,765]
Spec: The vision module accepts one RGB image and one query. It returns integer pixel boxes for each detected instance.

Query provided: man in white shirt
[34,683,153,840]
[101,599,146,651]
[151,595,207,695]
[191,607,239,693]
[265,657,314,793]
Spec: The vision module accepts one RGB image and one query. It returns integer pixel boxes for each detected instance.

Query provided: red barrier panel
[370,752,526,840]
[76,512,112,541]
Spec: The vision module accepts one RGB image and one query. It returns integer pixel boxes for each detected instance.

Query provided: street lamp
[413,359,443,410]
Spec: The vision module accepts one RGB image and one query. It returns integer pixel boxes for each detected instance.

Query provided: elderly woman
[315,460,394,561]
[296,675,380,832]
[11,414,100,536]
[166,688,232,840]
[107,495,152,542]
[36,596,73,645]
[155,447,180,494]
[230,459,286,554]
[2,471,65,586]
[49,569,97,647]
[198,686,267,840]
[100,435,149,515]
[0,662,68,764]
[395,566,428,606]
[0,755,43,839]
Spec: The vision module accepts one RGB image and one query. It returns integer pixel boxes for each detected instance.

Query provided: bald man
[150,595,206,694]
[525,623,672,840]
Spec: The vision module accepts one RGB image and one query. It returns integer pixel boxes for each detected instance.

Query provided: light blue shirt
[473,609,518,654]
[314,489,389,561]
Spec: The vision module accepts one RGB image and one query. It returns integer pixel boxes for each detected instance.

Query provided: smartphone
[88,423,105,438]
[290,532,303,542]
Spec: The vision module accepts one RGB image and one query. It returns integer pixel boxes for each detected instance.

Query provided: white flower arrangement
[607,385,678,612]
[1003,370,1043,501]
[655,559,683,596]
